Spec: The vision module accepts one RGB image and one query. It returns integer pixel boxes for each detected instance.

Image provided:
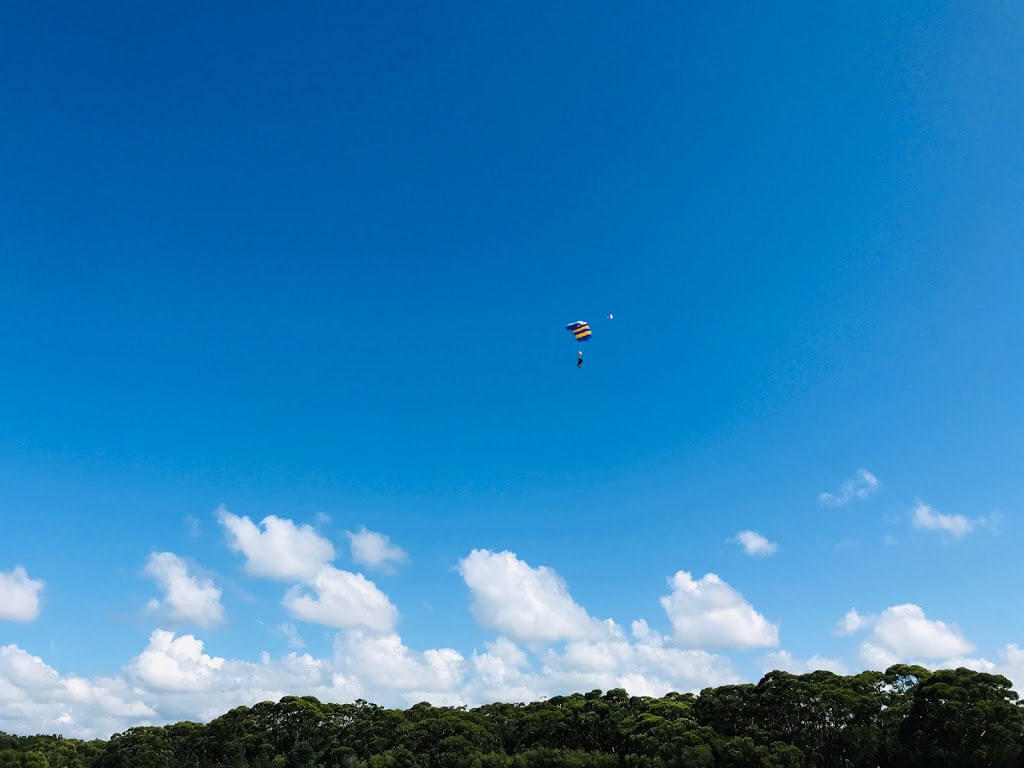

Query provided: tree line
[2,665,1022,768]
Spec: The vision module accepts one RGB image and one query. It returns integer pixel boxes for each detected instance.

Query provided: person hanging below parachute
[565,315,612,367]
[566,320,591,368]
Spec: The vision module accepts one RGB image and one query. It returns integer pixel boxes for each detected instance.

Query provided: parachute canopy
[566,320,592,342]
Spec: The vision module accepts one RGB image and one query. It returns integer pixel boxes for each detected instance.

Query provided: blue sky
[1,0,1023,739]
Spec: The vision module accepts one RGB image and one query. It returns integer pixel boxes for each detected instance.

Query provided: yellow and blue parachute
[565,320,592,342]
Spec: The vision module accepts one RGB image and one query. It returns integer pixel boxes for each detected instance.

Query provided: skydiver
[577,356,583,368]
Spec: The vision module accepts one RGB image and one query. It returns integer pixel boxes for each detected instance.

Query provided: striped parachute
[565,320,592,342]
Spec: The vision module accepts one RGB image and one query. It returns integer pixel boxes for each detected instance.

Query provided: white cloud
[457,552,741,701]
[137,642,362,726]
[0,617,739,740]
[538,620,739,697]
[7,537,1009,743]
[473,637,529,683]
[121,630,366,727]
[0,601,727,741]
[143,552,224,628]
[859,641,898,670]
[819,469,879,507]
[218,507,336,582]
[835,608,874,636]
[940,656,997,673]
[0,566,44,623]
[216,511,402,634]
[282,565,399,632]
[0,630,359,736]
[459,550,611,645]
[0,645,62,691]
[465,637,541,704]
[870,604,974,658]
[631,637,739,692]
[842,604,975,668]
[127,630,225,692]
[998,644,1024,692]
[346,526,408,571]
[911,500,978,538]
[541,636,634,690]
[760,650,848,675]
[659,571,779,649]
[1003,644,1024,674]
[335,630,464,695]
[0,644,154,739]
[731,530,778,557]
[0,628,462,738]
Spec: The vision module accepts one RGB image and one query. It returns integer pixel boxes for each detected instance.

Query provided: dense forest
[2,665,1022,768]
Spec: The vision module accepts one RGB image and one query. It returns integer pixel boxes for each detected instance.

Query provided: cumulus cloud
[998,644,1024,692]
[869,604,974,658]
[632,622,740,688]
[538,620,739,697]
[835,608,874,636]
[0,550,763,741]
[819,469,879,507]
[859,641,898,670]
[659,571,779,649]
[218,506,335,583]
[455,552,741,699]
[282,565,399,632]
[0,630,367,739]
[0,613,736,740]
[0,628,461,739]
[1003,644,1024,676]
[16,534,988,743]
[465,637,542,704]
[760,650,848,675]
[346,527,408,571]
[911,500,992,539]
[0,644,154,739]
[217,510,401,633]
[840,604,975,669]
[335,631,464,698]
[940,656,998,673]
[0,566,44,623]
[144,552,224,628]
[541,635,634,691]
[127,630,225,692]
[731,530,778,557]
[126,635,363,726]
[459,550,611,645]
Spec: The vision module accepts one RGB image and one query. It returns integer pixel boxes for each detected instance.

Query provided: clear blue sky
[1,1,1022,739]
